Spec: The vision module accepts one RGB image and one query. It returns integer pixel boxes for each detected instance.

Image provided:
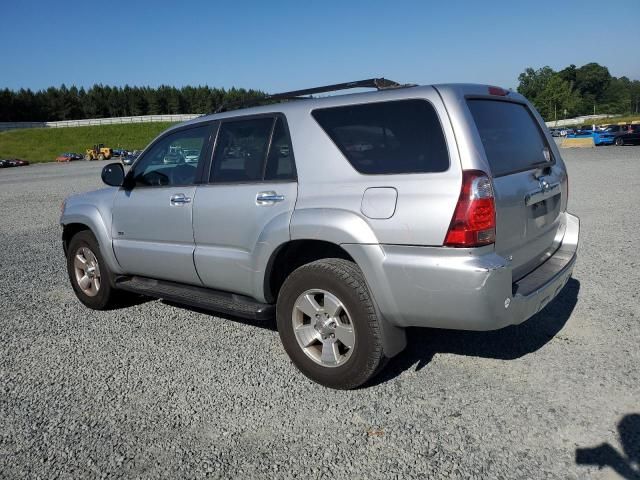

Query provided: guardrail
[0,114,203,131]
[545,114,617,128]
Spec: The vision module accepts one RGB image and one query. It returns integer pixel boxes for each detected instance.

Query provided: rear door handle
[170,193,192,206]
[256,191,285,205]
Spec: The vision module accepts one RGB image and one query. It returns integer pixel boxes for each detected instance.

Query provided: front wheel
[66,231,126,309]
[97,153,105,161]
[84,154,91,161]
[276,258,387,389]
[615,137,624,146]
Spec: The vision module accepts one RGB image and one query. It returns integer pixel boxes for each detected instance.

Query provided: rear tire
[84,154,91,161]
[276,258,387,389]
[615,137,624,146]
[66,231,126,310]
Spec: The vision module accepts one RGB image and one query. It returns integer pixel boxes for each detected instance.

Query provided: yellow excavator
[84,144,113,161]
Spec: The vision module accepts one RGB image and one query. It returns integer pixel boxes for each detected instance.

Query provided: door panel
[192,182,297,297]
[112,186,202,285]
[110,123,214,284]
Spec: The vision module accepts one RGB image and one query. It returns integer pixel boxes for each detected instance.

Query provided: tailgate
[467,99,567,280]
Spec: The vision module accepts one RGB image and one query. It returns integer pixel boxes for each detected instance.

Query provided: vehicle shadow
[369,278,580,386]
[575,413,640,479]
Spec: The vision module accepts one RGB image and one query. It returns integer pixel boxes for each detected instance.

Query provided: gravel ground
[1,148,639,479]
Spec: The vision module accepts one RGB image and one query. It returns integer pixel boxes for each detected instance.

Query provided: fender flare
[289,208,407,357]
[61,205,123,275]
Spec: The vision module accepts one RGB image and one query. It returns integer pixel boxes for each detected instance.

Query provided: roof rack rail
[213,78,411,114]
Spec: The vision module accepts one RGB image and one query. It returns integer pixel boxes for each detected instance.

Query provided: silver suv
[61,79,579,389]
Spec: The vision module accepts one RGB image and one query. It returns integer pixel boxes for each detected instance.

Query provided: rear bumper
[344,212,579,331]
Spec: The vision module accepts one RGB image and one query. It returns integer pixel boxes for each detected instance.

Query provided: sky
[1,0,639,93]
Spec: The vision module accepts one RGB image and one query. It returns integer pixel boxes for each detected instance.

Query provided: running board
[115,276,275,321]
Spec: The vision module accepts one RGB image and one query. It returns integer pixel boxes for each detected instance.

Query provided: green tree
[517,66,556,103]
[537,74,581,121]
[575,63,611,98]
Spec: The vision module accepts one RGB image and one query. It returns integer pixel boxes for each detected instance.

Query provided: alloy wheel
[73,246,101,297]
[292,289,355,367]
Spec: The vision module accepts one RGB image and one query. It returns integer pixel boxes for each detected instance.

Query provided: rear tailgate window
[467,100,552,177]
[312,99,449,175]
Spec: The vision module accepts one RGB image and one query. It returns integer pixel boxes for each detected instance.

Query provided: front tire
[615,137,624,146]
[98,153,105,161]
[276,258,386,389]
[66,231,121,310]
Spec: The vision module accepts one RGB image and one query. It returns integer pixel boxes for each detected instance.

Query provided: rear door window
[210,118,274,183]
[312,99,449,175]
[467,100,552,177]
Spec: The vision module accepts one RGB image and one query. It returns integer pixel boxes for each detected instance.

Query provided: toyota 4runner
[61,79,579,389]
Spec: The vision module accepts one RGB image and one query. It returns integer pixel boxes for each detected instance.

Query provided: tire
[66,230,122,310]
[98,153,105,161]
[615,137,624,146]
[84,154,91,161]
[276,258,387,389]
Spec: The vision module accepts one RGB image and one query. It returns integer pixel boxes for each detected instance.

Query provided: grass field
[0,122,175,163]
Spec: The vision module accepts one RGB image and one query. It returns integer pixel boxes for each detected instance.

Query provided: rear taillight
[444,170,496,247]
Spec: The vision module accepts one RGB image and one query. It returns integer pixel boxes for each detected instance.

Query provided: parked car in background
[0,159,10,168]
[183,149,200,163]
[592,130,616,146]
[113,149,129,157]
[613,124,640,145]
[56,152,83,162]
[599,125,632,146]
[121,151,141,166]
[573,125,594,135]
[2,158,29,167]
[549,128,562,137]
[568,125,614,145]
[61,80,579,389]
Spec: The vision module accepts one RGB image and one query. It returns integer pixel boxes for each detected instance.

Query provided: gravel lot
[1,148,639,479]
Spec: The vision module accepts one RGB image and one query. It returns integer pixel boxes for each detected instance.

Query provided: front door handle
[170,193,192,206]
[256,191,285,205]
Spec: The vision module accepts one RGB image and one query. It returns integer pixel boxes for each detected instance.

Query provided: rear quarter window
[467,99,552,177]
[312,99,449,175]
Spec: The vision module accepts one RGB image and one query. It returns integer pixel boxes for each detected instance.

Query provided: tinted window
[264,118,296,181]
[210,118,274,183]
[467,100,552,177]
[312,100,449,175]
[130,125,209,186]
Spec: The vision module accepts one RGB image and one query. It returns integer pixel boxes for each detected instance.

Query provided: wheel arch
[263,238,407,358]
[61,205,123,275]
[62,223,90,255]
[263,239,354,304]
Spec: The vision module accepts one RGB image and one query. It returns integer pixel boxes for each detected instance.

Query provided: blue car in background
[567,125,615,145]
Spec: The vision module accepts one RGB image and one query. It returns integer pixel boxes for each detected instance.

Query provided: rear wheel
[276,258,387,389]
[615,137,624,146]
[66,231,125,309]
[84,154,91,161]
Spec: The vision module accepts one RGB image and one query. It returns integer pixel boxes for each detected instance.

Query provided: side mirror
[101,162,124,187]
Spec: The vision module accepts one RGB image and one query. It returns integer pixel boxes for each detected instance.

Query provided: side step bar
[115,276,275,321]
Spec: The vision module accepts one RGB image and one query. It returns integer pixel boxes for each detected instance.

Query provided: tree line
[0,85,265,122]
[1,63,638,122]
[517,62,640,121]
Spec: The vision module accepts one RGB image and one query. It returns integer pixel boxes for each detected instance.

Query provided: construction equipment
[84,144,113,161]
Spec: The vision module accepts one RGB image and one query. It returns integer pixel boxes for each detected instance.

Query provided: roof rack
[213,78,411,114]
